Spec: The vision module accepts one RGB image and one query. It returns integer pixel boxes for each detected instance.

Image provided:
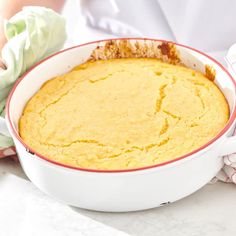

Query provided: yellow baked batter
[19,58,229,170]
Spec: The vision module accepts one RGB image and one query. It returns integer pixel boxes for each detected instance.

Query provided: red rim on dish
[6,38,236,173]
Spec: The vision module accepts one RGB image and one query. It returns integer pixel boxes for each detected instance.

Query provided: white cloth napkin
[0,174,129,236]
[0,6,66,151]
[216,127,236,184]
[79,0,236,52]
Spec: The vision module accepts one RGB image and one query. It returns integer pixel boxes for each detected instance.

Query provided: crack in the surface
[155,71,163,76]
[38,136,171,160]
[190,122,199,127]
[39,72,115,116]
[106,149,133,159]
[163,110,181,120]
[155,84,167,112]
[88,73,112,83]
[155,76,177,114]
[145,137,170,151]
[39,88,73,116]
[40,139,106,148]
[159,118,169,135]
[130,146,144,151]
[194,87,205,109]
[172,76,177,84]
[189,80,210,90]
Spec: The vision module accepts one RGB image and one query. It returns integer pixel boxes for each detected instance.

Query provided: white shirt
[62,0,236,63]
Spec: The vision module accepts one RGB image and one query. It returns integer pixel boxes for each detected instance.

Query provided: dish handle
[220,136,236,156]
[225,44,236,76]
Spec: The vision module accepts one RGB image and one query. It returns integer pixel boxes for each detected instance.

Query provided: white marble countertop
[0,158,236,236]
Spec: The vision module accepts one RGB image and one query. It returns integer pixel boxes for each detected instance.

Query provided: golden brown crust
[88,40,181,65]
[205,64,216,81]
[19,58,229,170]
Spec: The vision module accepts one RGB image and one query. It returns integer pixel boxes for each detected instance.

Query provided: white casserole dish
[3,38,236,212]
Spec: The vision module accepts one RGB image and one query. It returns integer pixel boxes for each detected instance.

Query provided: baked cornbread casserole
[19,58,229,170]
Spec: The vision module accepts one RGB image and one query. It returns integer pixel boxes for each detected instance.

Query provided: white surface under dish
[0,174,128,236]
[1,160,236,236]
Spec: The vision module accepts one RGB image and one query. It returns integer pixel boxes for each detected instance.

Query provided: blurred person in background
[1,0,236,64]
